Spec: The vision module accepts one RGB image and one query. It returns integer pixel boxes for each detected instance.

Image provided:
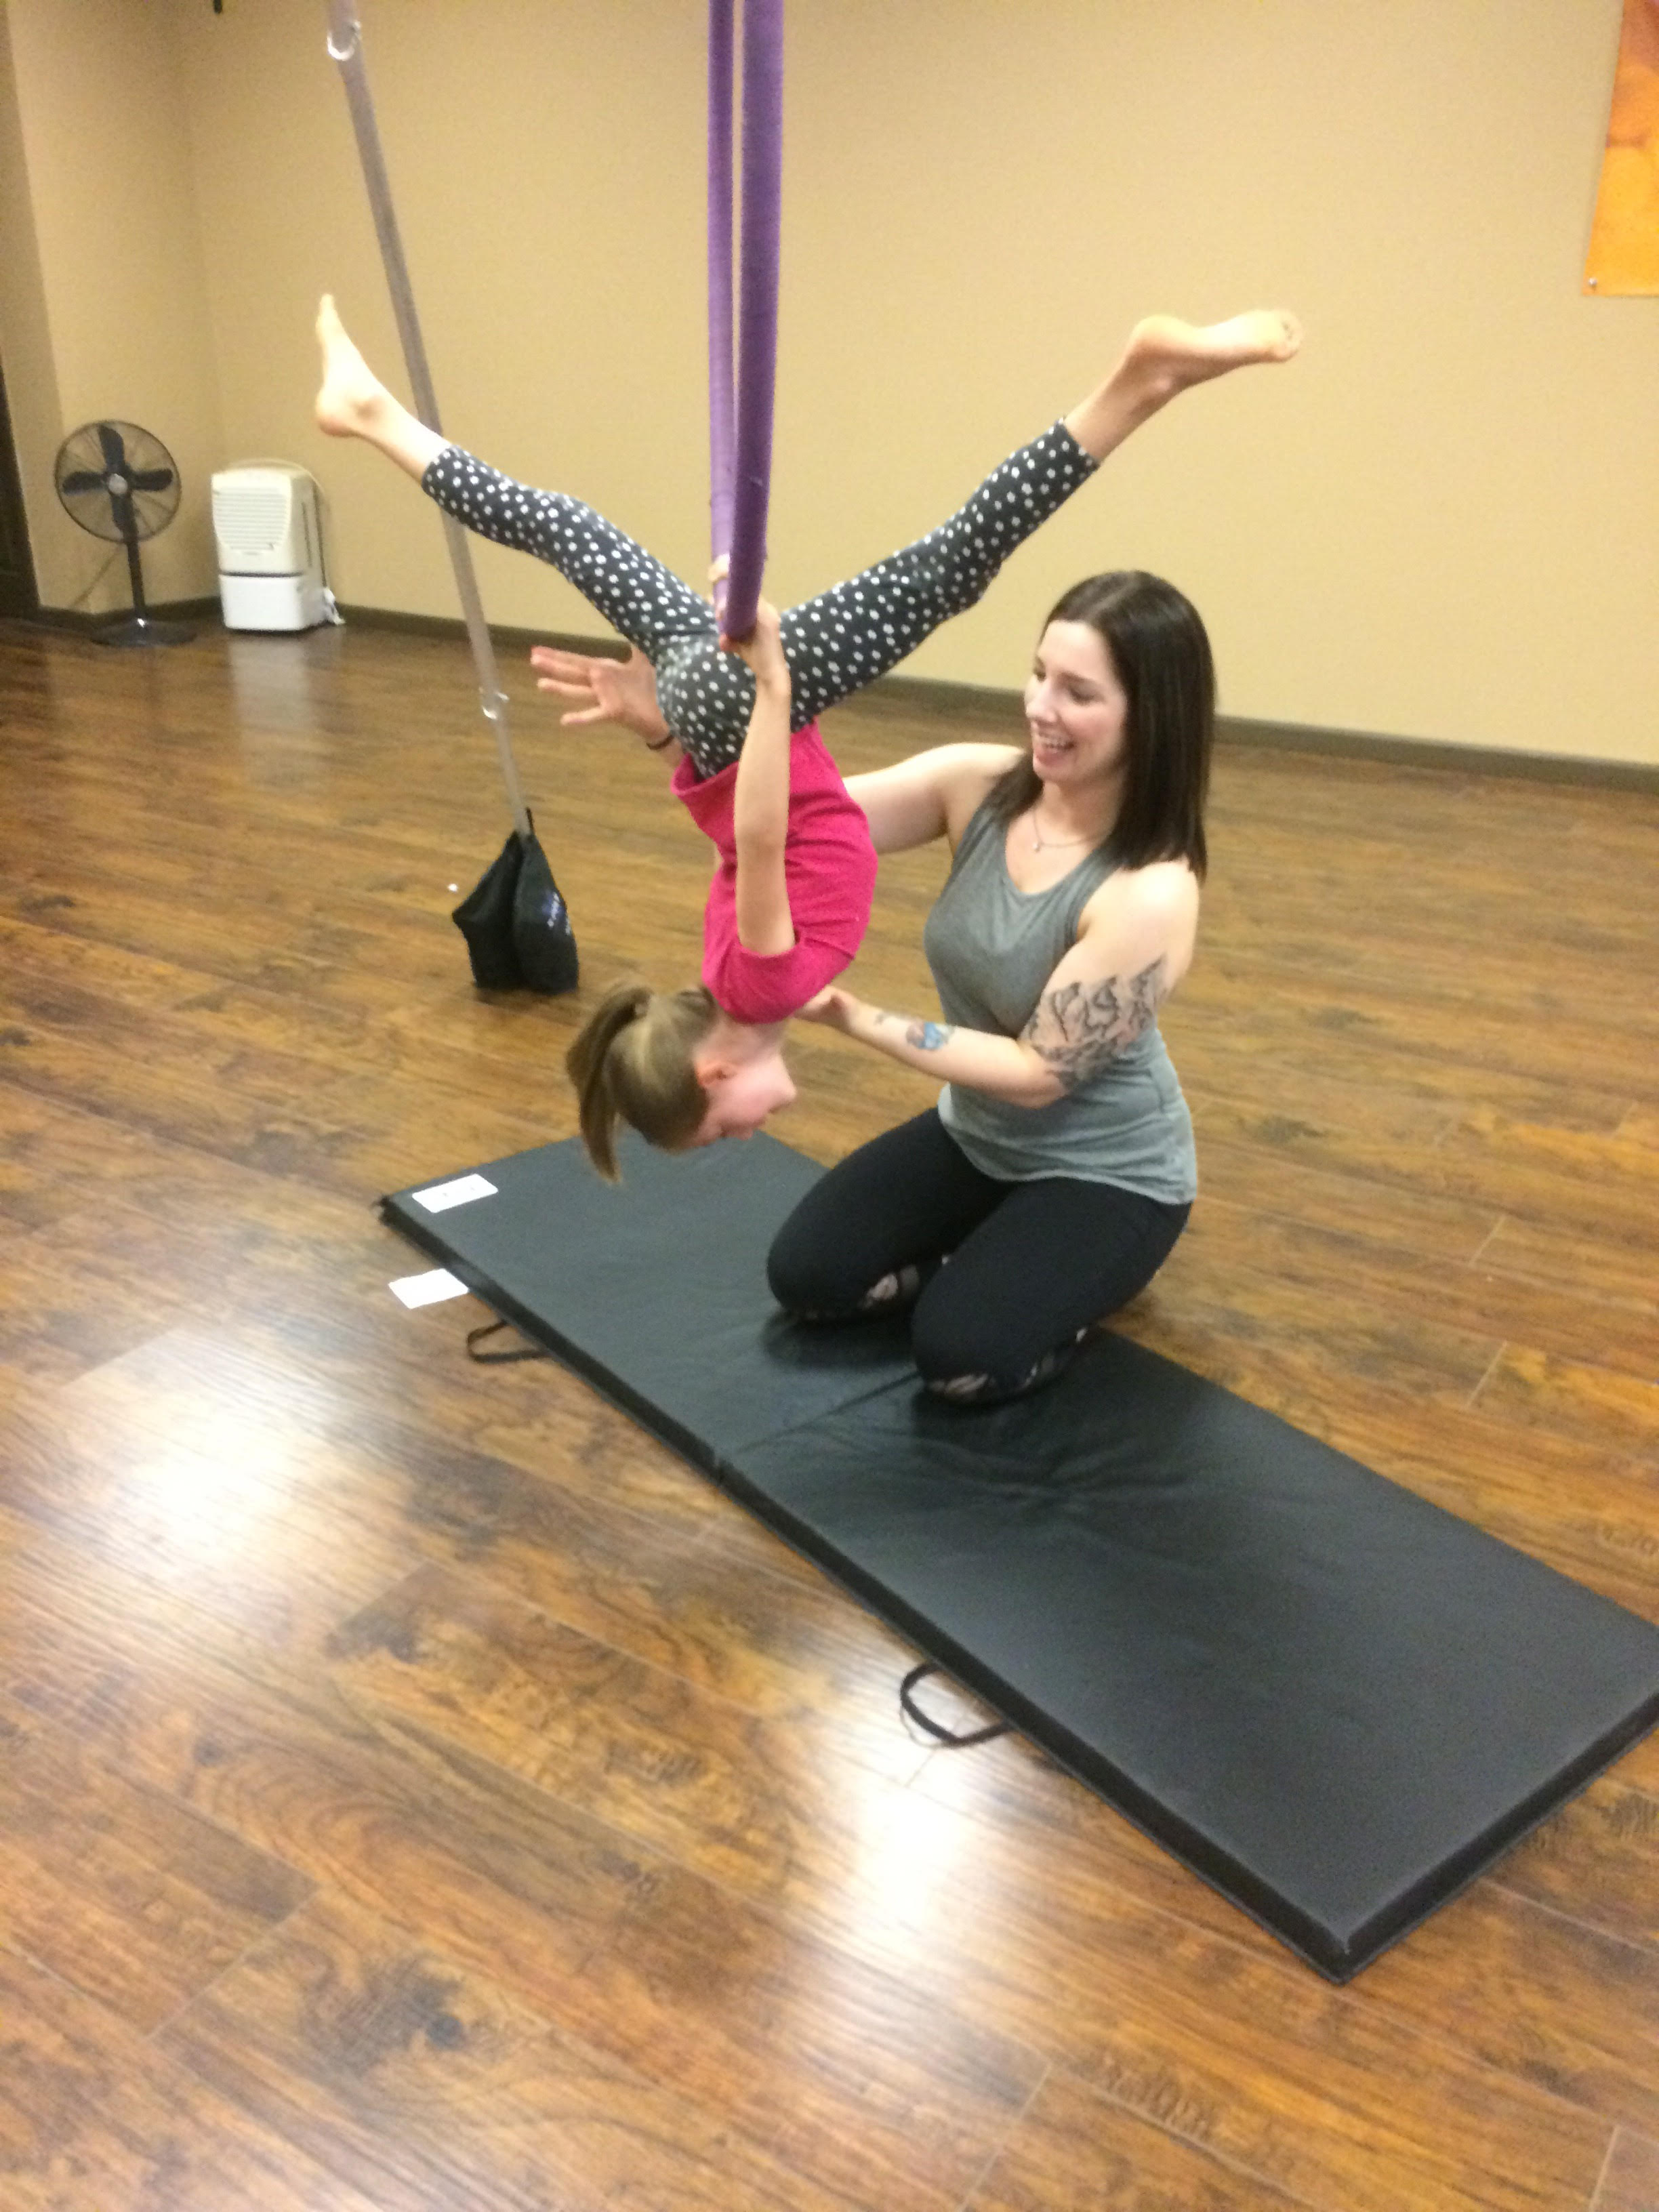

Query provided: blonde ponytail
[566,983,718,1179]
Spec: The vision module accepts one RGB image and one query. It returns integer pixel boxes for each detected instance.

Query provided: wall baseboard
[1213,713,1659,794]
[330,605,1659,795]
[333,602,556,653]
[22,595,224,636]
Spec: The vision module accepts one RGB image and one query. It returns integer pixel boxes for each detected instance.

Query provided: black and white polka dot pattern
[423,423,1097,781]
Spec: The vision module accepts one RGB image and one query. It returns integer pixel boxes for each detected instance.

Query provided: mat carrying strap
[465,1317,549,1366]
[899,1660,1011,1748]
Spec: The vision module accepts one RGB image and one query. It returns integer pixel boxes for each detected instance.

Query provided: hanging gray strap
[325,0,531,838]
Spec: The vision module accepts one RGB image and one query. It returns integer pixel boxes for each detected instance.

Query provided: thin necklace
[1029,806,1094,853]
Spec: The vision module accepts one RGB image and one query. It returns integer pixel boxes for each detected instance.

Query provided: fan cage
[54,420,182,545]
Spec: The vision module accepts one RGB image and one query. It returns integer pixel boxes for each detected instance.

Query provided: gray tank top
[920,800,1197,1202]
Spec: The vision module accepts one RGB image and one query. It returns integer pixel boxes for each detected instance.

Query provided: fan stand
[94,529,195,649]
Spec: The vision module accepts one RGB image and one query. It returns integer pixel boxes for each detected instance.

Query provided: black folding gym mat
[382,1134,1659,1980]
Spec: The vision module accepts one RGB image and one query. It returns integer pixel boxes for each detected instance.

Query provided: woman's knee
[765,1213,870,1318]
[909,1281,1085,1406]
[914,1326,1086,1407]
[767,1227,927,1322]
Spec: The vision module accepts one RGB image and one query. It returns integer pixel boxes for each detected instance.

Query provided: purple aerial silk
[708,0,782,641]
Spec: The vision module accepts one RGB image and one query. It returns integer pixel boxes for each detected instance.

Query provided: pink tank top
[673,719,878,1026]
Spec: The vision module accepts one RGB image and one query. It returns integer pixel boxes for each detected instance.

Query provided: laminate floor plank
[0,1509,1042,2212]
[1593,2129,1659,2212]
[1111,1255,1505,1412]
[164,1883,1036,2212]
[79,1304,735,1538]
[1181,1132,1502,1262]
[0,1078,233,1233]
[872,1725,1659,2164]
[1434,1109,1659,1246]
[0,1691,310,2034]
[1473,1212,1659,1318]
[159,1890,880,2212]
[49,1322,928,1737]
[0,1940,389,2212]
[1167,1000,1636,1139]
[960,2064,1332,2212]
[1191,897,1658,1043]
[1,1374,423,1661]
[0,1502,647,1980]
[1179,951,1659,1109]
[0,1202,205,1382]
[604,1833,1610,2212]
[325,1561,928,1890]
[1189,1095,1659,1253]
[1183,1198,1659,1380]
[1489,1776,1659,1954]
[1473,1346,1659,1458]
[0,1007,550,1203]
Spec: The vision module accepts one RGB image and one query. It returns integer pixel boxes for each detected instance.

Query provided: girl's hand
[797,986,858,1030]
[731,598,790,692]
[709,565,790,693]
[530,643,669,741]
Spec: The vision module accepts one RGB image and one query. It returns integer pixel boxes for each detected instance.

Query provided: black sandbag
[449,816,579,995]
[380,1132,1659,1980]
[512,818,579,996]
[450,827,525,989]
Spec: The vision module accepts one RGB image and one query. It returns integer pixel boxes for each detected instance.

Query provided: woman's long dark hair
[985,571,1214,879]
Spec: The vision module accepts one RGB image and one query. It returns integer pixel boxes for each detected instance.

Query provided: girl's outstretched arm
[724,592,796,955]
[529,642,681,765]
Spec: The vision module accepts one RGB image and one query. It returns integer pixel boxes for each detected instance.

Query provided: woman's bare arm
[844,742,1021,855]
[797,861,1199,1104]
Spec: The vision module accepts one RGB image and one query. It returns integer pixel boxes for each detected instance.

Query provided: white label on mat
[389,1268,470,1309]
[409,1173,498,1214]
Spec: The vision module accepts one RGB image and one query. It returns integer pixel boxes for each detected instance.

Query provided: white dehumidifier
[212,462,336,630]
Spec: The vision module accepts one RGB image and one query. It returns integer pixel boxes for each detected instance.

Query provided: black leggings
[766,1109,1191,1404]
[422,422,1097,778]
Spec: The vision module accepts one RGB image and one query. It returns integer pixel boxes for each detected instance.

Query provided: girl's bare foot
[314,295,393,438]
[1066,308,1302,459]
[1122,310,1303,396]
[313,295,445,479]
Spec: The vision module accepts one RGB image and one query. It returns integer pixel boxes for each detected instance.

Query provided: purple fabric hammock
[708,0,783,642]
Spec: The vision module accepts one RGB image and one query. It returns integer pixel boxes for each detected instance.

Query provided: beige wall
[0,1,68,603]
[4,0,1653,762]
[1,0,224,609]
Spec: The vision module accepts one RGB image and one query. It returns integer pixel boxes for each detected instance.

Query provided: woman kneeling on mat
[316,298,1296,1200]
[541,323,1300,1404]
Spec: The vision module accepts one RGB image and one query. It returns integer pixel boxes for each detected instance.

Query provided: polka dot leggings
[422,422,1099,780]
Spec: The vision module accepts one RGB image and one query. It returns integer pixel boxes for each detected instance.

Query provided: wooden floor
[1,615,1656,2212]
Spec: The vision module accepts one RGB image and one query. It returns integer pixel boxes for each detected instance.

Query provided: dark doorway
[0,352,39,619]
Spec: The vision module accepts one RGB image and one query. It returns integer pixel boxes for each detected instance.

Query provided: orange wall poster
[1585,0,1659,293]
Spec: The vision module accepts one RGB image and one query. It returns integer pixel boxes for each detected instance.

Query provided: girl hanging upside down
[313,295,1300,1183]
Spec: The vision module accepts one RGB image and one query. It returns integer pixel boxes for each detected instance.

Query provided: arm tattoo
[1021,956,1168,1092]
[904,1019,955,1051]
[871,1008,956,1052]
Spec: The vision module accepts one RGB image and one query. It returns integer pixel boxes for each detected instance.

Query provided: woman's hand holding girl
[797,986,857,1029]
